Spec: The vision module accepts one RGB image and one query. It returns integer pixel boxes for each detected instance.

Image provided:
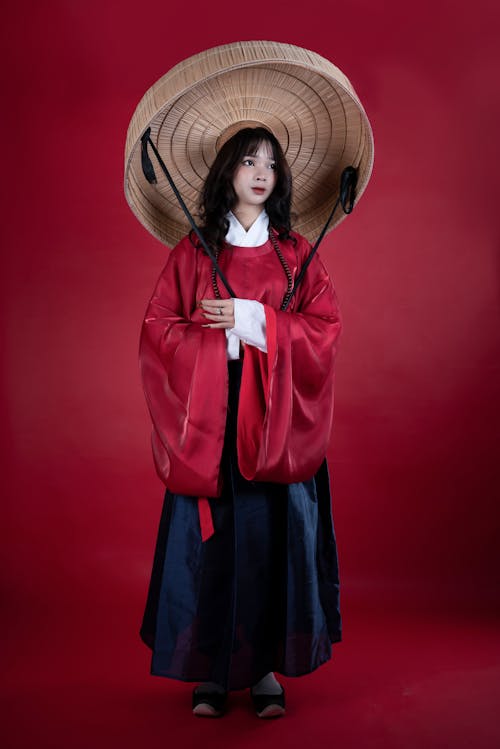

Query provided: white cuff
[225,299,268,359]
[225,329,241,360]
[232,298,267,352]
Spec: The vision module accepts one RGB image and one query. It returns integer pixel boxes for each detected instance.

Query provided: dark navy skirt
[140,359,341,691]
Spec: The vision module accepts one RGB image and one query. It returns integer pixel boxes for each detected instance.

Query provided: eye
[242,158,254,166]
[268,163,276,170]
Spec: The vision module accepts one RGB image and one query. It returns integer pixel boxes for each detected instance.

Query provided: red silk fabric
[197,497,215,541]
[139,233,342,538]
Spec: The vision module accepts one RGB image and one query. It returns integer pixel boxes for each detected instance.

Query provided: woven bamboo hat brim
[124,41,374,247]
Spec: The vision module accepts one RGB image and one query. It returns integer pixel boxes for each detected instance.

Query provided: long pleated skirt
[140,359,341,691]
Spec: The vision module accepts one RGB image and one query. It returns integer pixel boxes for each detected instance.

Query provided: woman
[138,126,343,718]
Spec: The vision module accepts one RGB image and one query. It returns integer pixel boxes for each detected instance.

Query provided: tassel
[339,166,357,214]
[141,128,157,184]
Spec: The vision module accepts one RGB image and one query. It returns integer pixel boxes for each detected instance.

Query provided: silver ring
[218,307,223,315]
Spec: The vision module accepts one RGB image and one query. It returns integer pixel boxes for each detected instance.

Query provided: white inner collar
[225,210,269,247]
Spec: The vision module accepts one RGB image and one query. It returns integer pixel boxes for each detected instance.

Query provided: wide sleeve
[139,238,228,497]
[237,242,342,484]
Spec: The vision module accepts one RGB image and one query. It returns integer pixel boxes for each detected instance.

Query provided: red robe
[139,232,342,539]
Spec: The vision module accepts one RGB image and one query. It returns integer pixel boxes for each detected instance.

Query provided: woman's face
[232,140,277,215]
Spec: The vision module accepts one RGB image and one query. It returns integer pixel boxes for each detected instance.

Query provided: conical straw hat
[124,40,374,247]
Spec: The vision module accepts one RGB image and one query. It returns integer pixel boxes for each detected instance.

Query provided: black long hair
[197,127,294,250]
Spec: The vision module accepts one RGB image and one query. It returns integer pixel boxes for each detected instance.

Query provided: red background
[2,1,499,747]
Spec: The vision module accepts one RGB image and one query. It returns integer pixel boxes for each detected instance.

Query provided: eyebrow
[244,153,276,162]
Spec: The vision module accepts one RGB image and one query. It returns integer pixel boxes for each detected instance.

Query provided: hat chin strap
[140,128,357,309]
[141,128,236,298]
[282,166,358,310]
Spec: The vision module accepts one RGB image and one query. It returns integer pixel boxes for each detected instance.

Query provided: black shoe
[250,685,286,719]
[192,686,228,718]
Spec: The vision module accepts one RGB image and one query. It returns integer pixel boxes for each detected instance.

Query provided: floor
[3,580,499,749]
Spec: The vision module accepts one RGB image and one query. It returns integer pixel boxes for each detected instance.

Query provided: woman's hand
[199,298,235,329]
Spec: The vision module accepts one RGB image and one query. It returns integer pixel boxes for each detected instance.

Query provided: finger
[202,309,228,316]
[200,299,233,310]
[200,306,226,315]
[203,312,228,321]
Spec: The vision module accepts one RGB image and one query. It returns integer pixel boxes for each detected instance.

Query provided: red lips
[252,187,266,194]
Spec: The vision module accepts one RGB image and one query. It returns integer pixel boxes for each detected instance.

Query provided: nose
[255,163,268,181]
